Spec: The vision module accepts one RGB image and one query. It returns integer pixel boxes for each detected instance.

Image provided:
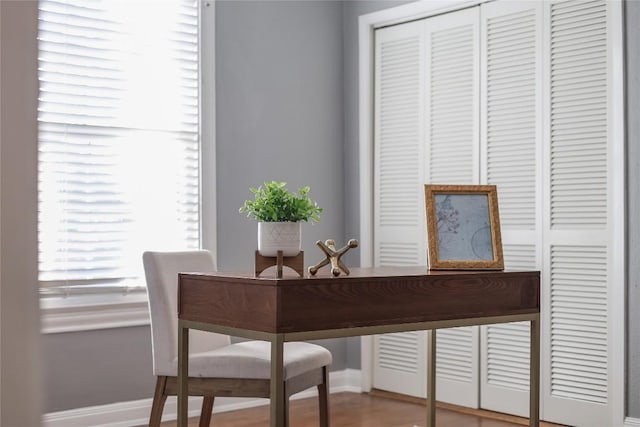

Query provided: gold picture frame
[424,184,504,270]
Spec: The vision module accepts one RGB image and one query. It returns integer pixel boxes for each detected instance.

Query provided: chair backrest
[143,250,230,376]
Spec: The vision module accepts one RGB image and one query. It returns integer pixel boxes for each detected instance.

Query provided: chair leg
[318,367,330,427]
[199,396,215,427]
[284,383,290,427]
[149,376,168,427]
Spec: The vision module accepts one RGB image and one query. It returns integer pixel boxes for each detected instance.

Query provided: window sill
[40,290,150,334]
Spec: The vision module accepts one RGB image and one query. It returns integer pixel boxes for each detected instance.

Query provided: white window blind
[37,0,200,288]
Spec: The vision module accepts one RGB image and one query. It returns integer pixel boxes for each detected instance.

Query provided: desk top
[178,267,539,334]
[180,266,533,282]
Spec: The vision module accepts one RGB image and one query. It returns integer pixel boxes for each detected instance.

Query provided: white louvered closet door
[424,7,480,408]
[372,21,428,398]
[542,1,622,425]
[479,1,542,416]
[370,1,623,423]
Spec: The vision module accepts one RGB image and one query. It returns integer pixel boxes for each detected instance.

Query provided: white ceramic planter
[258,221,301,257]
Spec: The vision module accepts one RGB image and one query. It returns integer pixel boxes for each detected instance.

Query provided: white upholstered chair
[143,250,332,427]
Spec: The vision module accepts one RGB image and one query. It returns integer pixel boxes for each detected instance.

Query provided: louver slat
[486,9,537,229]
[379,243,420,267]
[428,22,476,184]
[550,245,608,404]
[377,35,422,228]
[487,323,531,390]
[437,328,474,382]
[550,0,607,229]
[486,244,536,392]
[503,244,538,272]
[376,332,421,373]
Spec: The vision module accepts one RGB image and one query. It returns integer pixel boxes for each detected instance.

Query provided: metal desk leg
[270,334,286,427]
[427,329,436,427]
[178,321,189,427]
[530,315,540,427]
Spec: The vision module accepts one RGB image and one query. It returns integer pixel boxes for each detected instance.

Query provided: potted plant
[239,181,323,257]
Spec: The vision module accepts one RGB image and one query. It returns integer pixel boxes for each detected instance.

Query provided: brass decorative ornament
[308,239,359,277]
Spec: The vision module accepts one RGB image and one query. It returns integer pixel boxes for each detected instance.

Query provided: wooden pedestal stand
[255,250,304,278]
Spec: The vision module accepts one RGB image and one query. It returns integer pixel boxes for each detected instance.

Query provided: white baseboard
[625,417,640,427]
[338,368,363,393]
[42,369,362,427]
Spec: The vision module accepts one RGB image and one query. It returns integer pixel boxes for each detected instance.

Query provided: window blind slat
[38,0,200,285]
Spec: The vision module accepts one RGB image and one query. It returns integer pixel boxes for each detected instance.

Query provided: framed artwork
[424,184,504,270]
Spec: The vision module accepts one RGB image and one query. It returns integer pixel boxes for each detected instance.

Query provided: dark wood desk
[177,267,540,427]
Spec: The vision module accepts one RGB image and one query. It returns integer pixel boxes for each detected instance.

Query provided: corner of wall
[0,1,42,425]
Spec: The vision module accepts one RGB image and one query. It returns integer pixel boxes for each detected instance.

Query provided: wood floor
[156,392,567,427]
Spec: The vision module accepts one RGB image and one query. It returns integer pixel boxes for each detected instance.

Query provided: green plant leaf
[239,181,323,222]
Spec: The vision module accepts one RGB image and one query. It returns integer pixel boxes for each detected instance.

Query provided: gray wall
[626,0,640,419]
[43,327,156,411]
[215,0,343,272]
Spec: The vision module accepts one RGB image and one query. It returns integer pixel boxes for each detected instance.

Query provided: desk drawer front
[277,273,539,333]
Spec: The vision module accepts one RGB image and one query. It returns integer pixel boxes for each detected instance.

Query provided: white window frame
[40,0,217,334]
[358,1,625,425]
